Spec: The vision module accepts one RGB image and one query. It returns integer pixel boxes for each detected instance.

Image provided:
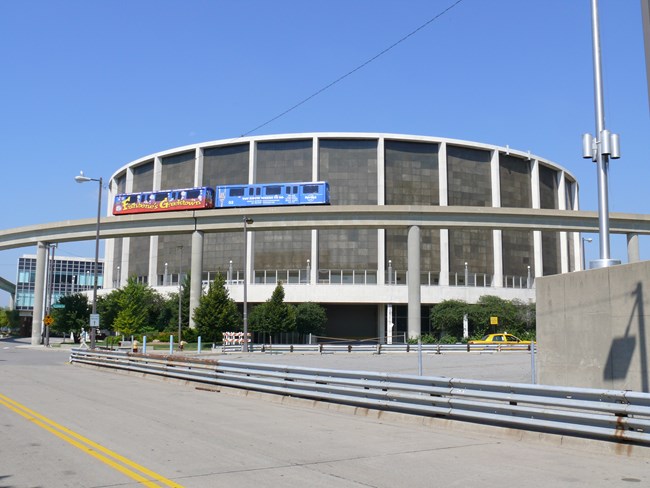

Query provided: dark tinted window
[303,185,319,194]
[230,188,245,197]
[265,186,281,195]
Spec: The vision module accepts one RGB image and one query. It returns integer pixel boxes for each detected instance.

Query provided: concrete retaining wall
[537,261,650,392]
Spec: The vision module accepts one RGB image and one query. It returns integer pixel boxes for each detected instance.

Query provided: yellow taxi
[469,333,531,345]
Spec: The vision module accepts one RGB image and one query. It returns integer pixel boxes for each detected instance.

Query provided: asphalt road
[1,338,649,487]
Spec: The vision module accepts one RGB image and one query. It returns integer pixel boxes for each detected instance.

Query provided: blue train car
[215,181,330,208]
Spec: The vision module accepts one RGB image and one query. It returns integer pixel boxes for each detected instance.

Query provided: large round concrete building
[104,132,580,339]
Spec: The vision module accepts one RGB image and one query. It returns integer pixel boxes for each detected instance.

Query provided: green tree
[249,283,296,336]
[111,277,164,336]
[0,308,8,329]
[429,299,469,340]
[193,273,241,342]
[295,302,327,336]
[50,293,90,337]
[468,295,522,337]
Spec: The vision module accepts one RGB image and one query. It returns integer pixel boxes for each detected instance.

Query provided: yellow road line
[0,393,184,488]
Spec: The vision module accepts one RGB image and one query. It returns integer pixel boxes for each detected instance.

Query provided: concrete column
[194,147,204,187]
[310,229,317,284]
[558,172,568,273]
[493,229,503,287]
[531,159,542,276]
[627,233,640,263]
[439,229,449,286]
[491,150,503,287]
[407,226,421,340]
[377,304,386,344]
[189,230,204,329]
[377,137,386,286]
[311,137,319,285]
[148,236,159,286]
[104,179,116,288]
[32,242,48,346]
[438,142,449,286]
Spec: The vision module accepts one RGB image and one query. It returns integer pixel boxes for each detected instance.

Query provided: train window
[249,188,255,196]
[155,192,167,202]
[285,186,292,193]
[266,186,281,195]
[293,186,298,194]
[256,188,261,196]
[230,188,245,197]
[302,185,319,194]
[186,189,201,199]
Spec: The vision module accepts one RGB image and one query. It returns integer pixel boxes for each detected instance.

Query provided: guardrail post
[530,342,537,384]
[318,343,323,354]
[142,336,147,354]
[169,335,173,354]
[347,344,352,353]
[467,343,470,352]
[198,336,201,354]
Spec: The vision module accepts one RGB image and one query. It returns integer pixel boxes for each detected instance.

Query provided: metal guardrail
[218,343,533,353]
[69,348,650,446]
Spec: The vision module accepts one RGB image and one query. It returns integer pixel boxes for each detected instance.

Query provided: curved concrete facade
[104,133,582,339]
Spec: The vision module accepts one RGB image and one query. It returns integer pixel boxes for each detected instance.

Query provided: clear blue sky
[1,0,648,306]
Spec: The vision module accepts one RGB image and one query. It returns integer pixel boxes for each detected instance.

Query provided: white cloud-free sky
[1,0,648,306]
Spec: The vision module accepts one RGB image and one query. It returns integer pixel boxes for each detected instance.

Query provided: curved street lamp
[74,171,102,349]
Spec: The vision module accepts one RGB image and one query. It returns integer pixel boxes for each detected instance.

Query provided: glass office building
[16,254,104,317]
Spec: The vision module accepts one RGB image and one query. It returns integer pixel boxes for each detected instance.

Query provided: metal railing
[69,349,650,446]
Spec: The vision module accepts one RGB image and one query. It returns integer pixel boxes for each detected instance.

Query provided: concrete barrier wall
[537,261,650,392]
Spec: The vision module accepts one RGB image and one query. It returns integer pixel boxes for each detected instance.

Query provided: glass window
[230,187,245,197]
[385,140,439,206]
[256,140,312,183]
[265,186,281,195]
[499,154,531,208]
[447,145,491,207]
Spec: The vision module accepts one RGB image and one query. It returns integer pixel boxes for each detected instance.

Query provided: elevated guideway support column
[189,230,204,329]
[32,242,48,346]
[407,225,421,340]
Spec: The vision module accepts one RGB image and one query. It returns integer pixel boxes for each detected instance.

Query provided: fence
[69,349,650,447]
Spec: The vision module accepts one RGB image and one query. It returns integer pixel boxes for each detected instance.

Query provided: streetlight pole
[242,217,253,352]
[178,246,183,344]
[582,237,593,270]
[74,171,102,349]
[581,0,620,268]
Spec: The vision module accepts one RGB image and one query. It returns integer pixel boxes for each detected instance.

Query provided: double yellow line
[0,393,184,487]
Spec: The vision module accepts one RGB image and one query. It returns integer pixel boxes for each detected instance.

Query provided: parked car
[469,333,531,345]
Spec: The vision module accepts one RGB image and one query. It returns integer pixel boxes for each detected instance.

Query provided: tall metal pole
[90,177,102,350]
[178,246,183,344]
[242,217,253,352]
[585,0,620,268]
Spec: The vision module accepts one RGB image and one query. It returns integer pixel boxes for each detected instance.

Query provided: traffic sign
[43,315,54,326]
[89,314,100,328]
[52,303,65,309]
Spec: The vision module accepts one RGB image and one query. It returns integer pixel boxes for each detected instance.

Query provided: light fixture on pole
[242,217,253,352]
[177,246,183,344]
[74,171,102,350]
[582,237,593,270]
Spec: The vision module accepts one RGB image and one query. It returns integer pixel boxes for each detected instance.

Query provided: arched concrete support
[627,233,640,263]
[189,230,204,329]
[407,225,421,340]
[32,242,48,346]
